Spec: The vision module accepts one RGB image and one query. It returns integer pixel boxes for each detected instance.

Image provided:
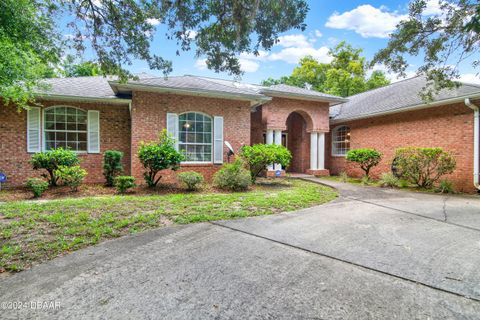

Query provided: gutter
[36,93,131,105]
[465,98,480,191]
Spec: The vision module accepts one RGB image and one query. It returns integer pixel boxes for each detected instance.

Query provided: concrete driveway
[1,178,480,319]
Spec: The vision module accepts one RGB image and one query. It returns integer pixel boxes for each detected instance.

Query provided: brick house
[1,74,479,192]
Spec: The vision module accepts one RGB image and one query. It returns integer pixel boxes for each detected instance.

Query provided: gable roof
[36,74,346,104]
[330,76,480,122]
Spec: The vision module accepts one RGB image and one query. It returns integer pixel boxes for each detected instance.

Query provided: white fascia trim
[331,93,480,124]
[110,82,269,103]
[36,94,131,105]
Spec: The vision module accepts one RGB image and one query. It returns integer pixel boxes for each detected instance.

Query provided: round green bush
[103,150,124,187]
[178,171,204,191]
[213,160,252,191]
[240,144,292,181]
[114,176,136,194]
[26,178,49,198]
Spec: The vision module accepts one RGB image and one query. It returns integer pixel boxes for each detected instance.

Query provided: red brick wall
[130,91,251,184]
[261,97,330,132]
[0,100,131,186]
[326,102,478,193]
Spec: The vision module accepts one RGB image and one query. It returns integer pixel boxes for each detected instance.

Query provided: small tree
[30,148,80,186]
[394,147,456,188]
[346,148,382,177]
[103,150,124,187]
[240,144,292,182]
[138,130,185,187]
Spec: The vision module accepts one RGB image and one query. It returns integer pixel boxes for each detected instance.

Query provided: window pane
[67,123,76,131]
[67,132,77,141]
[78,132,87,142]
[45,122,55,130]
[56,122,65,130]
[56,132,66,141]
[77,123,87,131]
[78,142,87,151]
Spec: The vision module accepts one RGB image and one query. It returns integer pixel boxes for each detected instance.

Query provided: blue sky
[66,0,479,84]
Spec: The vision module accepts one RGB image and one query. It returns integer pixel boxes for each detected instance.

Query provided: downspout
[465,98,480,191]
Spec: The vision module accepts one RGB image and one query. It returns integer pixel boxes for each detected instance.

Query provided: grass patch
[0,179,336,272]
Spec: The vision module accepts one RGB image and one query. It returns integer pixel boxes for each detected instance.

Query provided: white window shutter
[213,116,224,164]
[27,107,41,153]
[166,113,179,150]
[87,110,100,153]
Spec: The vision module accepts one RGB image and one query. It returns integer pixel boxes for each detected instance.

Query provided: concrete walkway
[1,179,480,319]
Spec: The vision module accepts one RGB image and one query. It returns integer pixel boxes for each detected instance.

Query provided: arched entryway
[285,111,311,173]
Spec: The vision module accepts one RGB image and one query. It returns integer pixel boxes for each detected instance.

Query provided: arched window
[44,106,88,151]
[178,112,212,162]
[332,125,351,156]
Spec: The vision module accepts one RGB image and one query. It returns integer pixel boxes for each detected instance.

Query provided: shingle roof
[119,75,266,99]
[37,76,119,99]
[262,84,348,102]
[331,76,480,121]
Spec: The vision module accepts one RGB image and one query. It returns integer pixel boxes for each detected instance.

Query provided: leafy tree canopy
[373,0,479,98]
[262,42,390,97]
[1,0,309,109]
[61,55,103,77]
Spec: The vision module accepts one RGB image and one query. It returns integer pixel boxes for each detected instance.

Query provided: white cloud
[194,56,260,73]
[459,73,480,84]
[194,59,208,70]
[146,18,160,26]
[276,34,311,48]
[423,0,444,16]
[369,64,417,83]
[325,4,408,38]
[314,29,323,38]
[239,59,260,72]
[269,46,331,64]
[186,30,197,39]
[239,50,269,61]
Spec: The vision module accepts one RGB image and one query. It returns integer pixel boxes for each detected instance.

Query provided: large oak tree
[1,0,309,109]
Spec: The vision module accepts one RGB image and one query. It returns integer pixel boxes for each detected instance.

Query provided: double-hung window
[178,112,212,162]
[44,106,88,152]
[331,125,351,156]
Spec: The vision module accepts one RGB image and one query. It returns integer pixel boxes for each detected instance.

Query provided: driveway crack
[443,197,449,222]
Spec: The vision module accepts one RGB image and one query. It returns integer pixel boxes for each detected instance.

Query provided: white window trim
[331,125,351,157]
[178,111,213,164]
[41,106,92,154]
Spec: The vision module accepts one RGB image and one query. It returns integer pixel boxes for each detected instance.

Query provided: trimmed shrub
[25,178,49,198]
[379,172,399,188]
[30,148,80,186]
[103,150,124,186]
[213,160,252,191]
[240,144,292,181]
[346,148,382,177]
[114,176,136,194]
[138,130,185,187]
[178,171,204,191]
[394,147,456,188]
[339,171,348,183]
[435,179,455,194]
[55,165,87,192]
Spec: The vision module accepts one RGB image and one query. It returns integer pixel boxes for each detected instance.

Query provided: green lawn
[0,179,337,272]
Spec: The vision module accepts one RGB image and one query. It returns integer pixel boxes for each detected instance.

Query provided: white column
[274,130,282,170]
[266,129,274,171]
[317,132,325,170]
[310,132,318,170]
